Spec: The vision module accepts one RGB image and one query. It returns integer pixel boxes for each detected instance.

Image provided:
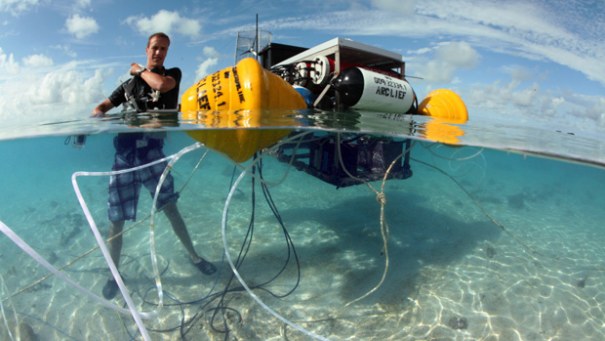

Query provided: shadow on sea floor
[279,190,501,306]
[3,131,605,339]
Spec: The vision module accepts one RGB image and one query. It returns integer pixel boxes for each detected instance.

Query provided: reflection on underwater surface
[1,122,605,340]
[4,109,605,166]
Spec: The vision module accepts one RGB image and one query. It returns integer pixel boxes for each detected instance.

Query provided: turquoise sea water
[1,112,605,340]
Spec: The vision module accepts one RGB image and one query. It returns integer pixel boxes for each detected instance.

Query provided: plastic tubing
[0,272,15,341]
[221,164,330,341]
[0,220,152,324]
[71,170,154,341]
[70,141,205,341]
[148,142,203,309]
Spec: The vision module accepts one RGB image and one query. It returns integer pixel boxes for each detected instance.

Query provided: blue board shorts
[108,133,179,222]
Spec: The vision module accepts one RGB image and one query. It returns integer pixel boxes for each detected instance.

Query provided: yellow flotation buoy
[417,89,468,124]
[181,58,306,163]
[416,89,468,145]
[421,119,465,145]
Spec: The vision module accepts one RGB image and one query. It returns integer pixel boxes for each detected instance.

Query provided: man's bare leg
[163,202,216,275]
[103,220,125,299]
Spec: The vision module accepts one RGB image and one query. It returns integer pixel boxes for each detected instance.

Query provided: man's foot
[194,259,217,275]
[102,279,119,300]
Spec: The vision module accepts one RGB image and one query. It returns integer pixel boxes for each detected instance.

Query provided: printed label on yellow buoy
[181,58,306,162]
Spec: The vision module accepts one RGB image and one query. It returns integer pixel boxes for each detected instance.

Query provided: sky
[0,0,604,133]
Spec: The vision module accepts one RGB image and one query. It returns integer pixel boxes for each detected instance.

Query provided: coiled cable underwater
[220,153,329,341]
[71,141,206,340]
[79,131,316,340]
[3,129,410,340]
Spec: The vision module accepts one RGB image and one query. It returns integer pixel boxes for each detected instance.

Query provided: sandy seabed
[2,133,605,340]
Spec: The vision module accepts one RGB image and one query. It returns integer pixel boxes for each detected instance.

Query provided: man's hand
[130,63,146,76]
[92,98,114,117]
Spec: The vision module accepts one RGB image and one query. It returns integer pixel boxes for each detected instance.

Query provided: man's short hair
[148,32,170,47]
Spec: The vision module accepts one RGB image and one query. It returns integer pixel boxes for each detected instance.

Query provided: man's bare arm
[130,63,176,93]
[92,98,114,117]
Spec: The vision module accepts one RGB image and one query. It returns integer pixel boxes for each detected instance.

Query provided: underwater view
[1,117,605,340]
[2,1,605,340]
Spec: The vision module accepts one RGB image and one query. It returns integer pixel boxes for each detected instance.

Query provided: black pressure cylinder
[332,67,364,107]
[332,67,415,113]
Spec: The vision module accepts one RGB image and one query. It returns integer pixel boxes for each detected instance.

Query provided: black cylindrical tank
[332,67,415,113]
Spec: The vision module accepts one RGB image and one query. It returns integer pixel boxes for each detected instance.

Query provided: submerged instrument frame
[276,133,413,188]
[259,38,414,187]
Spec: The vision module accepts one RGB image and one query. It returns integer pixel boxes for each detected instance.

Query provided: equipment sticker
[373,76,407,101]
[195,78,210,110]
[232,67,245,103]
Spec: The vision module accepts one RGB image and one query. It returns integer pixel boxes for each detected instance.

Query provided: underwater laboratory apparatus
[262,38,417,187]
[0,34,472,341]
[178,39,469,338]
[181,37,468,187]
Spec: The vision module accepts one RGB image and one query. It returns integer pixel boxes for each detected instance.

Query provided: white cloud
[65,14,99,39]
[29,68,104,105]
[464,73,605,131]
[0,47,20,74]
[371,0,416,16]
[75,0,91,10]
[417,41,480,83]
[195,46,220,79]
[501,65,533,85]
[202,46,220,58]
[125,10,201,38]
[0,0,40,15]
[0,59,108,127]
[407,47,432,56]
[23,54,54,67]
[263,1,605,87]
[51,44,78,58]
[435,42,479,68]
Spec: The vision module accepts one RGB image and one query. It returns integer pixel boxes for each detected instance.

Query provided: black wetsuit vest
[108,67,181,112]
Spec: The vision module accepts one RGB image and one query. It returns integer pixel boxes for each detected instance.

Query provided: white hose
[221,165,330,341]
[7,132,328,339]
[0,220,152,319]
[0,272,15,341]
[70,141,205,340]
[71,173,154,341]
[148,142,203,309]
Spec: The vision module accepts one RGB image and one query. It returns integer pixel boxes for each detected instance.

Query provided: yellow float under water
[181,58,307,163]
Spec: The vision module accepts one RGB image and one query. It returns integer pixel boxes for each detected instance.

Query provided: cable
[71,141,206,340]
[124,143,305,340]
[0,273,15,341]
[0,220,147,319]
[412,157,546,262]
[3,213,152,301]
[333,133,417,306]
[147,142,204,310]
[261,130,315,187]
[270,131,416,306]
[221,162,330,341]
[256,157,301,297]
[4,132,315,340]
[206,153,302,339]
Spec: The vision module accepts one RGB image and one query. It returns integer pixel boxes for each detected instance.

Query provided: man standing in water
[92,32,216,300]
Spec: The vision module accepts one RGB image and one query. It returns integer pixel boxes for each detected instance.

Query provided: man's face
[146,36,170,69]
